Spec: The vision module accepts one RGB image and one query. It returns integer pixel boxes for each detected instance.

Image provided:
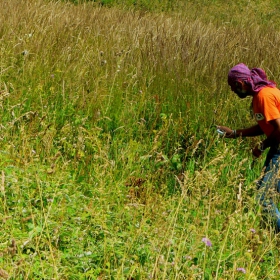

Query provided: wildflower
[250,228,256,234]
[201,237,212,247]
[237,267,246,274]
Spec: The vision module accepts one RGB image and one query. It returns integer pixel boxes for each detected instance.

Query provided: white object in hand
[217,129,226,136]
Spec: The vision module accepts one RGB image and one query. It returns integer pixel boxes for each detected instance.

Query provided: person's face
[231,80,250,99]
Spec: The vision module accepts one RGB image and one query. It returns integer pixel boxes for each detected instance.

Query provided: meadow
[1,0,280,279]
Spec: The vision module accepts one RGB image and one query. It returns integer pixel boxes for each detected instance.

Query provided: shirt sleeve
[259,92,280,122]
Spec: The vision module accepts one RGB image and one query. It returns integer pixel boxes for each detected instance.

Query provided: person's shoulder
[258,86,280,98]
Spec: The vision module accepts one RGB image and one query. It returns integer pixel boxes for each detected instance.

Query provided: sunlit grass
[1,0,280,279]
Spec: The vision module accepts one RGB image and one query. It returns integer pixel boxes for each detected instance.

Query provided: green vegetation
[1,0,280,278]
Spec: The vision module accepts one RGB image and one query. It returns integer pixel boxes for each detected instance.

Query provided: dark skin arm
[260,118,280,149]
[218,119,280,158]
[217,124,264,138]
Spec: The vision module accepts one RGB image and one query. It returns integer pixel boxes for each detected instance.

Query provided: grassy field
[1,0,280,279]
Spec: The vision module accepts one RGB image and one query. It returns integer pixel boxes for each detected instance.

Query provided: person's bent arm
[252,118,280,158]
[259,118,280,150]
[217,124,264,138]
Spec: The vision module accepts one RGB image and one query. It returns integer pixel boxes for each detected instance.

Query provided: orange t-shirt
[252,86,280,136]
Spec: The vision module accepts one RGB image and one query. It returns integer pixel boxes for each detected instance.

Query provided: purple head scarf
[228,63,276,94]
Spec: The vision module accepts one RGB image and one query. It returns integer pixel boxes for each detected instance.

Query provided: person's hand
[252,144,263,158]
[217,126,235,138]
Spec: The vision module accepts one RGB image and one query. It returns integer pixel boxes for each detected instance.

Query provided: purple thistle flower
[201,237,212,247]
[237,267,246,274]
[250,228,256,234]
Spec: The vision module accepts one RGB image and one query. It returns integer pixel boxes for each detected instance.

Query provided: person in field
[218,63,280,232]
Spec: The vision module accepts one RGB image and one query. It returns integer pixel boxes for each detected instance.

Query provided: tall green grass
[0,0,280,279]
